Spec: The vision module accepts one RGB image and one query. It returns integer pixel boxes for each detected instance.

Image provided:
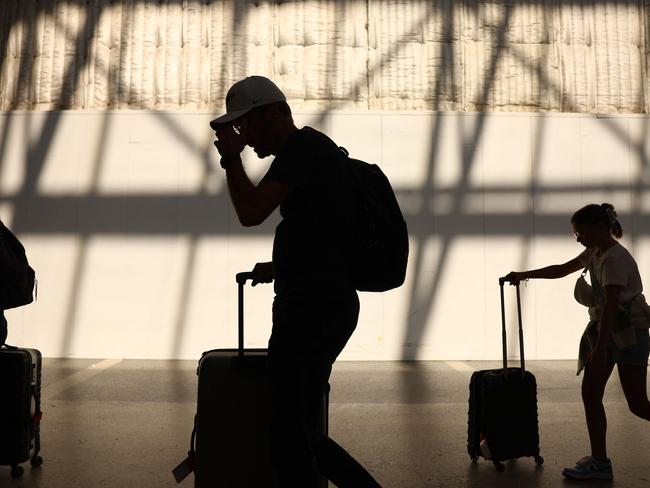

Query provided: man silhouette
[210,76,381,487]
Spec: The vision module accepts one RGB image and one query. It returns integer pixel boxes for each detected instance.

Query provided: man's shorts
[608,328,650,366]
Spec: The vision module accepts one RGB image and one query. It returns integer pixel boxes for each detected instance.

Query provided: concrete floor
[1,359,650,488]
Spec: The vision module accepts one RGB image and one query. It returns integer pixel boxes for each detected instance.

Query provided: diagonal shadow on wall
[0,0,648,365]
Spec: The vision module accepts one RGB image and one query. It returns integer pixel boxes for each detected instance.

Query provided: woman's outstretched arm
[504,257,584,284]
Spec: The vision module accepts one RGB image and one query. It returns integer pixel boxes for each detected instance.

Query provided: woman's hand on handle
[502,258,584,284]
[503,272,526,285]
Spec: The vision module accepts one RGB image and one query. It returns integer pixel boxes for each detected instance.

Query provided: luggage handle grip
[236,272,254,285]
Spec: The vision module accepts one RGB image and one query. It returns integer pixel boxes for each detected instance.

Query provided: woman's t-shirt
[577,243,650,327]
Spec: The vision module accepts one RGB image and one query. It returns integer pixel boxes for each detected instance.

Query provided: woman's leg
[581,359,616,461]
[618,364,650,420]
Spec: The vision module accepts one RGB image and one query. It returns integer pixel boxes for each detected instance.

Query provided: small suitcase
[0,344,43,478]
[174,272,328,487]
[467,278,544,472]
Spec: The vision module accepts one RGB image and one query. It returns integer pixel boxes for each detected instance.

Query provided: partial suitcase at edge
[0,345,44,479]
[183,272,328,488]
[467,278,543,472]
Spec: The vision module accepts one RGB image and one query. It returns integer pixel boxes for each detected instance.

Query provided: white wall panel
[2,110,648,361]
[380,114,434,188]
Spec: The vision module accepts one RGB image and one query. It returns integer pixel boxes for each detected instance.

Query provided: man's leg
[290,343,381,488]
[312,435,382,488]
[268,346,315,487]
[268,293,382,487]
[307,295,382,488]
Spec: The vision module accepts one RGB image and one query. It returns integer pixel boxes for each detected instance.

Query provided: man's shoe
[562,456,613,480]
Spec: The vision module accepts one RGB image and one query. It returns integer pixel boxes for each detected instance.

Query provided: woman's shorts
[608,328,650,366]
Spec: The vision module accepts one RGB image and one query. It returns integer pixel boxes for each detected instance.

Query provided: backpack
[0,221,36,310]
[340,148,409,292]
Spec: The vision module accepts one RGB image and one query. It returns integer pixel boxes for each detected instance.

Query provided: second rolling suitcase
[0,344,43,479]
[467,278,543,471]
[177,271,328,487]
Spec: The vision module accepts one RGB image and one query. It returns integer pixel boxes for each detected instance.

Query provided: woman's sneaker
[562,456,613,480]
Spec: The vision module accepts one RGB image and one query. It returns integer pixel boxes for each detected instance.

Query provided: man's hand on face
[213,121,246,158]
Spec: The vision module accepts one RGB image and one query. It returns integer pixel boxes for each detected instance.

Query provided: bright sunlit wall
[1,110,649,360]
[1,0,649,360]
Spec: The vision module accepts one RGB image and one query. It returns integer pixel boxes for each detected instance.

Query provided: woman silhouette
[505,203,650,480]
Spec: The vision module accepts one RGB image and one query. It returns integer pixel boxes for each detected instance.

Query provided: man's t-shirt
[577,243,650,327]
[261,126,357,298]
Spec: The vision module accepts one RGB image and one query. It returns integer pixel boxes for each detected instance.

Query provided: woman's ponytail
[601,203,623,238]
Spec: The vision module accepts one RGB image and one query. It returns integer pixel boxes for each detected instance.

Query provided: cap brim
[209,108,252,129]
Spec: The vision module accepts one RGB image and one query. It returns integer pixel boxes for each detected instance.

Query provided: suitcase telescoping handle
[498,277,526,376]
[236,272,254,357]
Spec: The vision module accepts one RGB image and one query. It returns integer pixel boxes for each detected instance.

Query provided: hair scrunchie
[603,205,617,226]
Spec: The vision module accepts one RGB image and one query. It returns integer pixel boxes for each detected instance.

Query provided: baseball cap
[210,76,286,129]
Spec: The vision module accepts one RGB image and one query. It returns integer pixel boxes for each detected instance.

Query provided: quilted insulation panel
[0,0,648,113]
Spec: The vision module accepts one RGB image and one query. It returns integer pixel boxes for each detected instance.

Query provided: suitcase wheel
[31,455,43,468]
[535,455,544,466]
[493,461,505,473]
[10,465,24,479]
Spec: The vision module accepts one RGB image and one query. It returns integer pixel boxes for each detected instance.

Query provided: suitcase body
[193,272,328,488]
[468,368,540,463]
[0,345,43,478]
[467,280,543,471]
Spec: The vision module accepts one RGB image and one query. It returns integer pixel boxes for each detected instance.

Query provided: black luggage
[0,344,43,478]
[174,272,328,487]
[467,278,544,472]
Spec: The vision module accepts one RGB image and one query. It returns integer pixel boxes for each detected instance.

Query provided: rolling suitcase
[467,278,544,472]
[0,344,43,478]
[174,271,328,487]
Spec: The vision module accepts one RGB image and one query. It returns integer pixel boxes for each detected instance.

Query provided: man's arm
[225,157,289,226]
[214,124,289,226]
